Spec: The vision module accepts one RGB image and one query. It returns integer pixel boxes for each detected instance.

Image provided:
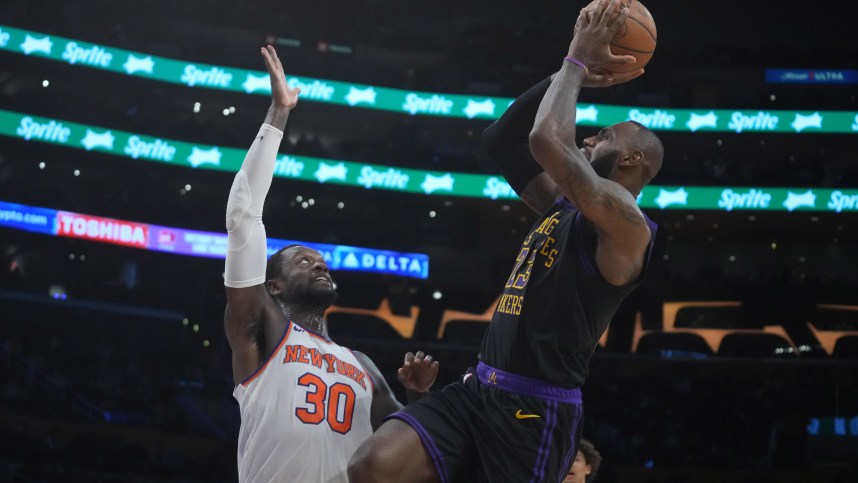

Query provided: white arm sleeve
[224,123,283,288]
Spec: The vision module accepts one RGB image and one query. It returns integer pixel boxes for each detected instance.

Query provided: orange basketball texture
[584,0,657,73]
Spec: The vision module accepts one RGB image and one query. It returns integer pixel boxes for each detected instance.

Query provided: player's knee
[349,434,397,483]
[348,442,384,483]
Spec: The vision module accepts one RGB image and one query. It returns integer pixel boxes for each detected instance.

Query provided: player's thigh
[473,395,583,483]
[349,419,440,483]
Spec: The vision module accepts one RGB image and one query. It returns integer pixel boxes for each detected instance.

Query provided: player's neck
[281,304,329,339]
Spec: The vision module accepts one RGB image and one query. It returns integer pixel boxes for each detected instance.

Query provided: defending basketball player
[348,1,662,481]
[223,46,438,482]
[563,439,601,483]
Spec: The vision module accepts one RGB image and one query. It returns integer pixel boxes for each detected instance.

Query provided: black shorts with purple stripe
[384,362,584,483]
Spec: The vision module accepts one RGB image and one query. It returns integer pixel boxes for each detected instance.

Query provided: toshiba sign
[56,211,149,248]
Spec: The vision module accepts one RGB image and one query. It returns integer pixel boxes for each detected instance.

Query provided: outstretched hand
[260,45,300,109]
[568,0,641,85]
[397,351,439,395]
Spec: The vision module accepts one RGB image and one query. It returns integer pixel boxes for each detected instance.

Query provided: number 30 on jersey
[295,373,356,434]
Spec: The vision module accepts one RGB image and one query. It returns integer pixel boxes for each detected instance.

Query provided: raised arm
[529,0,650,285]
[483,26,645,214]
[482,77,560,214]
[224,46,300,386]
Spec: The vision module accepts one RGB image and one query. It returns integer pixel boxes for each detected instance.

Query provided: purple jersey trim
[383,412,449,483]
[476,362,582,403]
[530,400,559,483]
[558,196,575,211]
[559,405,583,481]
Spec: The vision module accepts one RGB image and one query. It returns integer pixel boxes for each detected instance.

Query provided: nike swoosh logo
[515,410,540,420]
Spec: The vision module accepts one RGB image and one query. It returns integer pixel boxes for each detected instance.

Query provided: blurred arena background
[1,1,857,481]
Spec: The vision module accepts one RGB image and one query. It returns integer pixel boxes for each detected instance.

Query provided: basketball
[585,0,657,73]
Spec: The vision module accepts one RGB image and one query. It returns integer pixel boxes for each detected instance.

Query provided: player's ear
[620,150,643,167]
[266,278,282,295]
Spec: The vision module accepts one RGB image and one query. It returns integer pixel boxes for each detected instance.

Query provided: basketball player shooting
[223,46,439,483]
[348,1,662,481]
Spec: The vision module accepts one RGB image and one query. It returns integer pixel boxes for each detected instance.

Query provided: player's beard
[282,282,337,310]
[590,149,618,179]
[304,284,337,308]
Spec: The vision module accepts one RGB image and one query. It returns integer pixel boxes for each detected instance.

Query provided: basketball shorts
[385,362,584,483]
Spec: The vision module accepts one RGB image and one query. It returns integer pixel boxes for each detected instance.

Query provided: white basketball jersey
[233,321,374,483]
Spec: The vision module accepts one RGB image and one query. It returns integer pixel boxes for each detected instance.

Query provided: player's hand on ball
[582,67,644,87]
[569,0,636,75]
[397,351,439,394]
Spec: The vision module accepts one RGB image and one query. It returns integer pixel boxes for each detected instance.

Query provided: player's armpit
[224,285,269,385]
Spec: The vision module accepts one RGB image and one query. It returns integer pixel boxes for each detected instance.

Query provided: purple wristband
[563,56,588,72]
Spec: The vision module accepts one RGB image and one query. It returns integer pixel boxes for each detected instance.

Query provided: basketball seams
[601,56,653,73]
[626,15,657,43]
[592,0,656,73]
[610,16,656,54]
[610,43,654,54]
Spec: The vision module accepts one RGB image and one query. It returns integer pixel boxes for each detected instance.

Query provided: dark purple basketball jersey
[479,197,657,387]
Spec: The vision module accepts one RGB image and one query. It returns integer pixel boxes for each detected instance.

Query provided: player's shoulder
[350,350,372,366]
[350,351,383,377]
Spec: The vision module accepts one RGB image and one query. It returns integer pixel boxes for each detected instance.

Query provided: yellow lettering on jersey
[511,241,543,289]
[539,236,558,268]
[535,211,561,236]
[495,293,524,316]
[505,211,563,291]
[505,247,530,288]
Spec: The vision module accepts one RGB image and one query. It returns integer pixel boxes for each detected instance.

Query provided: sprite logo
[123,55,155,75]
[718,188,771,211]
[124,136,176,161]
[345,86,376,106]
[686,111,718,132]
[783,190,816,211]
[20,34,52,55]
[655,187,688,208]
[827,191,858,212]
[482,177,516,200]
[402,93,453,115]
[0,28,10,47]
[287,78,334,100]
[790,112,822,132]
[62,41,113,67]
[16,116,71,143]
[851,114,858,131]
[180,64,233,87]
[357,166,409,190]
[627,109,675,129]
[727,112,778,133]
[274,155,305,178]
